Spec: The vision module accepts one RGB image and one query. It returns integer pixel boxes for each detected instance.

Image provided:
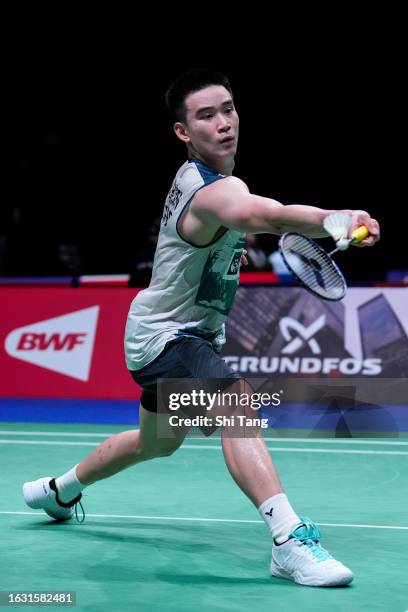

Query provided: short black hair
[165,68,233,122]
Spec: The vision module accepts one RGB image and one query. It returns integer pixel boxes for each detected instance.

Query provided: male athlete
[23,69,380,586]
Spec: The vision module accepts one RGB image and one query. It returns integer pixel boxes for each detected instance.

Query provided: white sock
[259,493,300,544]
[55,465,85,503]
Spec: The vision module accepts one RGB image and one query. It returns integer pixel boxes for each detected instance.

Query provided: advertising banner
[224,287,408,378]
[1,287,407,400]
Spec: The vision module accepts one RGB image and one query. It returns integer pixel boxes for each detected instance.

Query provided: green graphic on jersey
[195,236,245,315]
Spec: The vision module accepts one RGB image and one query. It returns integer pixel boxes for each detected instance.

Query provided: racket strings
[280,233,346,300]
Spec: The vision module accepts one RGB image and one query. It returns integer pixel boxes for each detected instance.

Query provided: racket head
[279,232,347,301]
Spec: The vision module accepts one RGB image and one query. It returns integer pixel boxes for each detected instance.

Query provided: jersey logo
[224,250,242,279]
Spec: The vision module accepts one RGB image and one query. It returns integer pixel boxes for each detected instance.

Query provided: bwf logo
[5,306,99,381]
[17,333,86,351]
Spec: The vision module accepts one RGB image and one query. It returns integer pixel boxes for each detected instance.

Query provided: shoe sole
[271,565,353,587]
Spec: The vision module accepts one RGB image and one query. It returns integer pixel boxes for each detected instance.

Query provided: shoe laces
[50,479,85,523]
[74,498,85,523]
[289,516,332,562]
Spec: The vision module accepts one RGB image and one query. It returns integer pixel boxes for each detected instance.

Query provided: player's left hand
[241,249,249,266]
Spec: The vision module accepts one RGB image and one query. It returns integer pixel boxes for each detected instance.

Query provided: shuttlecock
[336,237,350,251]
[323,213,351,242]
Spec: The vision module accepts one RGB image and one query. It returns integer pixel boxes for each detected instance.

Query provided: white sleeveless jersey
[125,158,245,371]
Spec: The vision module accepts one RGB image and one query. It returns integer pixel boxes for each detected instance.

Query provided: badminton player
[23,69,379,586]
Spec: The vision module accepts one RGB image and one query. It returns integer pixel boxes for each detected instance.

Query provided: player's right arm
[190,176,379,246]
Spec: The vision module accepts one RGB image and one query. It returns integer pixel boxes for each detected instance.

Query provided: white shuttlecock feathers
[323,213,351,243]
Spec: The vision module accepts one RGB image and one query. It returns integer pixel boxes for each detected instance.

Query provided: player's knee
[155,442,181,458]
[135,441,180,461]
[130,445,151,462]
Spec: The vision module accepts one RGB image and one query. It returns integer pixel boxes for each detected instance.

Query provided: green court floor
[1,422,408,611]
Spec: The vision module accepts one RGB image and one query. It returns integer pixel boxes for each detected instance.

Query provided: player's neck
[190,153,235,176]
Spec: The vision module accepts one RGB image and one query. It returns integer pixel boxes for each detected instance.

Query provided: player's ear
[174,122,190,143]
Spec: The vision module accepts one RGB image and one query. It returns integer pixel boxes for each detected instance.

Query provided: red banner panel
[0,288,141,399]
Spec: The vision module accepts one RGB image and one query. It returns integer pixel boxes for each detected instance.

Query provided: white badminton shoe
[270,517,353,587]
[23,477,83,521]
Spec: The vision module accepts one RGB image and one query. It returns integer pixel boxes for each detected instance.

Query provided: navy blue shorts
[129,335,240,413]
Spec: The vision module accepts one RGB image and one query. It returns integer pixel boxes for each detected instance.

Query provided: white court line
[262,437,408,446]
[0,440,98,447]
[0,430,112,438]
[1,439,408,455]
[1,430,408,446]
[182,445,408,456]
[1,511,408,531]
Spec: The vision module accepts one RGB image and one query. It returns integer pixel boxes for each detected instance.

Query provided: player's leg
[23,336,193,520]
[219,380,284,506]
[215,378,299,542]
[22,404,190,520]
[76,403,189,485]
[219,379,353,586]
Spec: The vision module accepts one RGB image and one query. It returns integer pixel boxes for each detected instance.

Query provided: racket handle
[351,225,369,243]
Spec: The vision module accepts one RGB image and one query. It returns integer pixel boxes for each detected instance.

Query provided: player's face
[175,85,239,165]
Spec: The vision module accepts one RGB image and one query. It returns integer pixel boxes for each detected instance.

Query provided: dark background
[2,24,403,282]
